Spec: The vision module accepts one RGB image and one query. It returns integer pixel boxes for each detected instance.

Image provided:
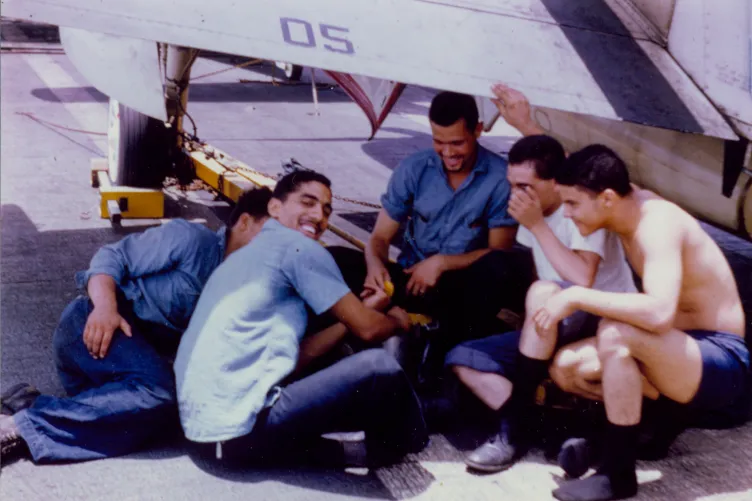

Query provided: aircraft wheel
[108,99,173,188]
[282,62,303,81]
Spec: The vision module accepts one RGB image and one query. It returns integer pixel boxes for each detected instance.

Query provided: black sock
[504,354,549,438]
[553,422,639,501]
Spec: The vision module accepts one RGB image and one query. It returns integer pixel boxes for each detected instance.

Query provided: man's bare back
[623,189,745,336]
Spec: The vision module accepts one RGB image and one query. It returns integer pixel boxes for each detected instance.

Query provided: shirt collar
[433,144,490,178]
[264,218,284,231]
[217,226,228,258]
[473,145,491,174]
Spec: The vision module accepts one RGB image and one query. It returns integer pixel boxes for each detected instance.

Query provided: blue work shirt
[76,219,227,332]
[380,145,516,268]
[174,218,351,443]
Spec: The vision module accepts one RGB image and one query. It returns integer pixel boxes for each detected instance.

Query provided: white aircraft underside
[4,0,752,237]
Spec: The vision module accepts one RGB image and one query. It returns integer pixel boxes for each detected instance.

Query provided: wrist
[566,286,585,309]
[520,121,545,137]
[386,306,401,317]
[387,308,409,330]
[366,257,387,273]
[91,297,117,311]
[529,219,547,235]
[436,254,449,272]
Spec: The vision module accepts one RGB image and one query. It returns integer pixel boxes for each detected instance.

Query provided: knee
[524,280,562,311]
[451,365,475,385]
[549,366,575,394]
[596,320,635,360]
[52,296,91,355]
[550,351,579,393]
[358,348,404,378]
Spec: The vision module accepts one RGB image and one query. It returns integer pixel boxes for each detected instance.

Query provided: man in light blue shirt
[0,187,273,466]
[175,170,428,467]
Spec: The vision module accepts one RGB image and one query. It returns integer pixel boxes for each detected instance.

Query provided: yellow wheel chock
[90,158,164,224]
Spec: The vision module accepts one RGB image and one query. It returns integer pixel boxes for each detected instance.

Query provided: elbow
[356,317,399,344]
[352,323,383,343]
[650,308,676,334]
[572,275,595,288]
[491,240,514,252]
[570,271,596,289]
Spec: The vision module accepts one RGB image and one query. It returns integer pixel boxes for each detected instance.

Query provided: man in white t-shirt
[445,129,636,473]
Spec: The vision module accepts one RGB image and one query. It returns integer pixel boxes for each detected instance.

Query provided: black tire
[113,103,173,188]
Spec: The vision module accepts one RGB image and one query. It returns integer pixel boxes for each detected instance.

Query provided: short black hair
[272,170,332,202]
[556,144,633,196]
[508,135,566,180]
[429,91,479,132]
[227,186,273,226]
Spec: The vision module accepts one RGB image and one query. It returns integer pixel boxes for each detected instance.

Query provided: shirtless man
[533,145,750,501]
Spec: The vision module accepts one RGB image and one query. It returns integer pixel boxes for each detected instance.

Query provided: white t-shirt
[516,206,636,293]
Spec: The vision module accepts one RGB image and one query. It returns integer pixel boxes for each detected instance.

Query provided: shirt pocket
[442,214,487,254]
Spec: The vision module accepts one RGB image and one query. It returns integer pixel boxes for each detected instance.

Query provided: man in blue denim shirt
[328,90,536,372]
[0,187,273,466]
[176,170,427,468]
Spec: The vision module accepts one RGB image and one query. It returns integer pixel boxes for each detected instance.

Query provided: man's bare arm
[295,287,394,371]
[295,323,349,373]
[491,84,546,137]
[440,226,516,271]
[489,226,517,251]
[530,223,601,287]
[329,292,409,343]
[84,274,133,358]
[87,274,119,310]
[365,209,401,289]
[568,216,683,333]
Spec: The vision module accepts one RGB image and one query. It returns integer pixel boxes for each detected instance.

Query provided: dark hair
[508,135,566,180]
[227,186,273,226]
[429,91,479,132]
[556,144,633,196]
[272,170,332,202]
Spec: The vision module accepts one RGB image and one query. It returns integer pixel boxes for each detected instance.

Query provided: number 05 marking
[280,18,355,55]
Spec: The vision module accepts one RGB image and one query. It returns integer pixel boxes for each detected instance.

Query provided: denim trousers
[195,349,429,467]
[14,296,178,463]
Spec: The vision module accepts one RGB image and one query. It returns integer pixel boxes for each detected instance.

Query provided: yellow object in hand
[382,281,432,327]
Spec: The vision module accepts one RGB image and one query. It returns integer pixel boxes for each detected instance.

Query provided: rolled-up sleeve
[379,159,416,223]
[77,220,200,289]
[487,182,517,228]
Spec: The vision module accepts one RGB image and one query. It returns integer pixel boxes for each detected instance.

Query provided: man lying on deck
[533,145,750,501]
[174,170,428,469]
[0,186,274,466]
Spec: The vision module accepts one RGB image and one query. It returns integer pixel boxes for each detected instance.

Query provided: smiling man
[532,145,750,501]
[327,91,535,379]
[174,170,428,469]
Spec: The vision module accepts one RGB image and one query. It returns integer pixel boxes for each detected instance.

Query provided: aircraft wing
[4,0,740,140]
